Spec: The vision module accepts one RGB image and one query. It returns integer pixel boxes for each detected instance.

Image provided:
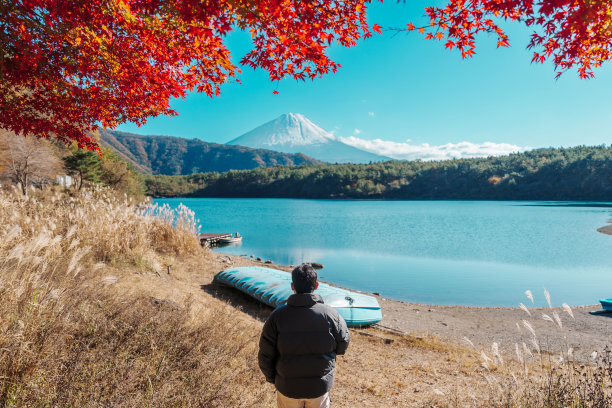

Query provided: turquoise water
[155,199,612,307]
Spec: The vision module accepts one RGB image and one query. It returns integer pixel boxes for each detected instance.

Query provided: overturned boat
[213,266,382,327]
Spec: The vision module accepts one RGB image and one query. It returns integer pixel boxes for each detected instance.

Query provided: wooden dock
[198,233,233,246]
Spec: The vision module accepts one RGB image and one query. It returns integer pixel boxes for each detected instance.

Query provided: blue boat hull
[214,266,382,327]
[600,298,612,311]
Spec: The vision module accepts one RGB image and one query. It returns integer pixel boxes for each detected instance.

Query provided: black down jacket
[258,293,350,399]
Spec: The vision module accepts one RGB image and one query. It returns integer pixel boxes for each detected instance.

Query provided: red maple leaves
[405,0,612,79]
[1,0,372,149]
[2,1,611,150]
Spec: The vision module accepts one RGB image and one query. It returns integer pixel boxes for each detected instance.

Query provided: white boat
[218,233,242,244]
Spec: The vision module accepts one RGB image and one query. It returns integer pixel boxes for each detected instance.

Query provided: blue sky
[117,1,612,159]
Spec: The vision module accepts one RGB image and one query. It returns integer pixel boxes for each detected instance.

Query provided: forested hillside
[144,146,612,200]
[99,129,322,175]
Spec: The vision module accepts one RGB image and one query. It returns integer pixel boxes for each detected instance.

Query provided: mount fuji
[227,113,391,164]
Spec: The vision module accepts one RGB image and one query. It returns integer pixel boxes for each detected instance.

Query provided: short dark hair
[291,264,318,293]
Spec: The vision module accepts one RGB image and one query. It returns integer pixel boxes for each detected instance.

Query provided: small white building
[56,175,73,188]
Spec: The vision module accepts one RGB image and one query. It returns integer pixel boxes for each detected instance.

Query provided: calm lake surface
[155,198,612,307]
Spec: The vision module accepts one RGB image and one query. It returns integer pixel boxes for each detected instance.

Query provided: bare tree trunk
[78,170,84,191]
[22,173,28,195]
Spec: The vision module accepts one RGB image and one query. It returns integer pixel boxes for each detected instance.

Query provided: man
[258,263,350,408]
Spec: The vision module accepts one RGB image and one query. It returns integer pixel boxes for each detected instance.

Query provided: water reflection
[157,198,612,306]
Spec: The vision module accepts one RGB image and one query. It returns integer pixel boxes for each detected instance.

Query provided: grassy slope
[0,186,609,407]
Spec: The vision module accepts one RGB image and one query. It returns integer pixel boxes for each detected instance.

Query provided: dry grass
[0,186,609,407]
[0,186,272,407]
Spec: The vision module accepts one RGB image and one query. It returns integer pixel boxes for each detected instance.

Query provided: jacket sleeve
[334,313,350,355]
[258,314,278,383]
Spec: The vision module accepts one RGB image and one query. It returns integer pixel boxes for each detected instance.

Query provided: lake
[155,198,612,307]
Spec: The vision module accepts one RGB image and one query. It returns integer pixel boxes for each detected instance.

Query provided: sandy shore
[114,249,611,406]
[597,223,612,235]
[214,252,611,355]
[378,299,610,352]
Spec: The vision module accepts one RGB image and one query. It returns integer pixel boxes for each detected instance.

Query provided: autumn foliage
[2,1,612,151]
[409,0,612,79]
[0,0,371,150]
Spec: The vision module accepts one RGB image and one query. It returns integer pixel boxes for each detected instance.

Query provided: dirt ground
[113,249,611,407]
[378,299,611,352]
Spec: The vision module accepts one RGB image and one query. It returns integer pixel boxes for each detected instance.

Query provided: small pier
[198,233,232,246]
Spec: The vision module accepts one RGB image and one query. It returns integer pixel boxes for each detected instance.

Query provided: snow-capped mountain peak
[229,113,334,147]
[227,113,391,164]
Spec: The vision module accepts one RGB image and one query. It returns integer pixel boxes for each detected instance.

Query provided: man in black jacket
[258,263,350,408]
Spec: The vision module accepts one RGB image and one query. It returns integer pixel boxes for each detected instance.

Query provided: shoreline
[215,251,611,354]
[597,222,612,235]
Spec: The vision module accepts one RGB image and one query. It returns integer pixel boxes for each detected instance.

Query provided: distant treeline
[143,146,612,200]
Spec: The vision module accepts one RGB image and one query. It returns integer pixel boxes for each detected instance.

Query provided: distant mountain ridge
[227,113,391,164]
[98,129,322,175]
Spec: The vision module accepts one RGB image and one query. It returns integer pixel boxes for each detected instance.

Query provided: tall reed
[463,289,611,407]
[0,186,271,407]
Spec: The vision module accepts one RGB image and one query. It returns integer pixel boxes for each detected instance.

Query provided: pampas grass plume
[552,311,562,329]
[492,342,504,365]
[544,288,552,308]
[530,337,541,355]
[525,290,534,304]
[541,313,554,323]
[562,303,574,319]
[522,320,536,337]
[519,302,531,316]
[481,350,493,363]
[515,343,523,364]
[462,336,475,349]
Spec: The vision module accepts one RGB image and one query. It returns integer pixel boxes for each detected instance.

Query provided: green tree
[63,145,103,191]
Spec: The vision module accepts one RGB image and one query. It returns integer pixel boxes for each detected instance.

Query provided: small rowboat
[600,298,612,311]
[213,266,382,327]
[218,233,242,244]
[218,236,242,244]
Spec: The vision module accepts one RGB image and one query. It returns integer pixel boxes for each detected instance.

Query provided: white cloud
[353,128,361,135]
[368,112,375,116]
[337,136,529,161]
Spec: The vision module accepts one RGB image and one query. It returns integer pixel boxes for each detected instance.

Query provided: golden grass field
[0,186,609,407]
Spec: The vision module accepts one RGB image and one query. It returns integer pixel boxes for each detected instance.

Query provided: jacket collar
[287,293,324,307]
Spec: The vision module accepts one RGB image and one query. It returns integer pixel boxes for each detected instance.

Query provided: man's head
[291,263,319,293]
